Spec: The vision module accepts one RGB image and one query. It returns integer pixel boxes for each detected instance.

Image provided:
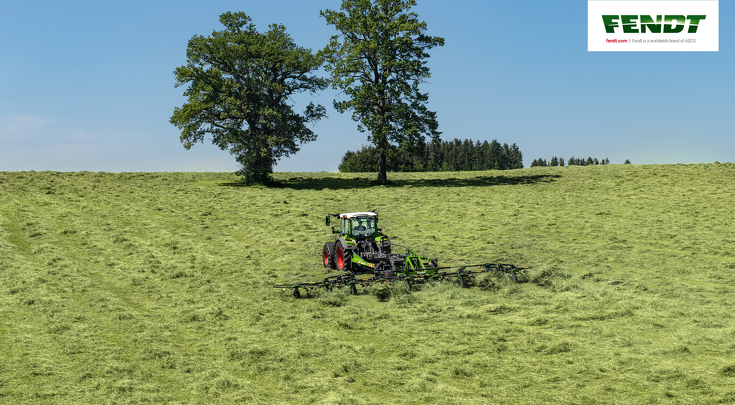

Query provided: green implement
[276,211,531,298]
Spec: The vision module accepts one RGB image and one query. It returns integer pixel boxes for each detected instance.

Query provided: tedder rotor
[275,211,531,298]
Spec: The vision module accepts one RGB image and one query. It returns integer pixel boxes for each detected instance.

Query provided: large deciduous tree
[170,12,327,185]
[320,0,444,182]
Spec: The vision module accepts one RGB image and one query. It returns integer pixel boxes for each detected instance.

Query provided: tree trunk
[377,150,387,183]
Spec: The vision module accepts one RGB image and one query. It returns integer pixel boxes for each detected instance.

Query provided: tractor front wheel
[323,243,336,269]
[336,241,351,271]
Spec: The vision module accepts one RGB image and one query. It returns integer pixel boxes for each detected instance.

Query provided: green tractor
[323,212,437,275]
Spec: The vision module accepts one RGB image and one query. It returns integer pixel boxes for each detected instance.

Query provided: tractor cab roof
[340,212,378,219]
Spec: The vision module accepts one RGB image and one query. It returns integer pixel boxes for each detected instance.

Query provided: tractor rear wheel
[381,236,391,254]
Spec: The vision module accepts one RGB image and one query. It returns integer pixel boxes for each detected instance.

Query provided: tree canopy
[170,12,327,184]
[320,0,444,182]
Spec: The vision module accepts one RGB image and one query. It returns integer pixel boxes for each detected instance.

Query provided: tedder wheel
[293,288,301,299]
[457,275,467,288]
[323,243,336,269]
[350,284,357,295]
[510,272,518,283]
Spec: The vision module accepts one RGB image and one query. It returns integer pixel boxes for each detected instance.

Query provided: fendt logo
[602,15,706,34]
[588,1,718,52]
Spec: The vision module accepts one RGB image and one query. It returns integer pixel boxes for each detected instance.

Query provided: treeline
[339,139,524,172]
[530,156,611,167]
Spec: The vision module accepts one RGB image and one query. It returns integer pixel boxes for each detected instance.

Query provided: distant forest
[530,157,612,167]
[338,139,524,173]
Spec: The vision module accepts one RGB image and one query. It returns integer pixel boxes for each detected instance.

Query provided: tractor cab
[339,212,378,238]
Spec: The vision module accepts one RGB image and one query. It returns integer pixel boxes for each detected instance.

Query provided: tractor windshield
[351,217,376,237]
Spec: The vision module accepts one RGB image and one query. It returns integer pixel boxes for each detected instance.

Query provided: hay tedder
[275,212,531,298]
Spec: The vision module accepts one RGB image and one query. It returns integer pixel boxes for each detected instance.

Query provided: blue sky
[1,0,732,172]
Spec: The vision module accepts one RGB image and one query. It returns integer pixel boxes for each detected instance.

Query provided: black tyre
[349,284,357,295]
[457,275,467,288]
[323,243,336,269]
[336,241,352,271]
[293,288,301,299]
[510,272,518,283]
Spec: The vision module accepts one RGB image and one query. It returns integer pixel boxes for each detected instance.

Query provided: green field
[1,164,735,404]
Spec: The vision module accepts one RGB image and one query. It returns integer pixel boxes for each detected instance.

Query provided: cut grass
[1,164,735,403]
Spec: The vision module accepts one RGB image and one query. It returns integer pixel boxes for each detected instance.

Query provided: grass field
[1,164,735,404]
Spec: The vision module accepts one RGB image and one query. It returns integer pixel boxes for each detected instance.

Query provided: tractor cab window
[351,217,376,237]
[340,218,348,235]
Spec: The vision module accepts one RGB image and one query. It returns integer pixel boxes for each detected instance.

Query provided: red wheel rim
[323,249,329,266]
[337,247,344,269]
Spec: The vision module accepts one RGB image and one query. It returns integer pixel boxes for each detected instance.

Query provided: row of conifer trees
[529,157,625,167]
[530,156,611,167]
[338,139,524,172]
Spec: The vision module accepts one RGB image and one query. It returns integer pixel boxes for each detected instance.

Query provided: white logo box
[588,1,719,51]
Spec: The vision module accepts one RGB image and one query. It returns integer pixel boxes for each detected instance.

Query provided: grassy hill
[1,164,735,404]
